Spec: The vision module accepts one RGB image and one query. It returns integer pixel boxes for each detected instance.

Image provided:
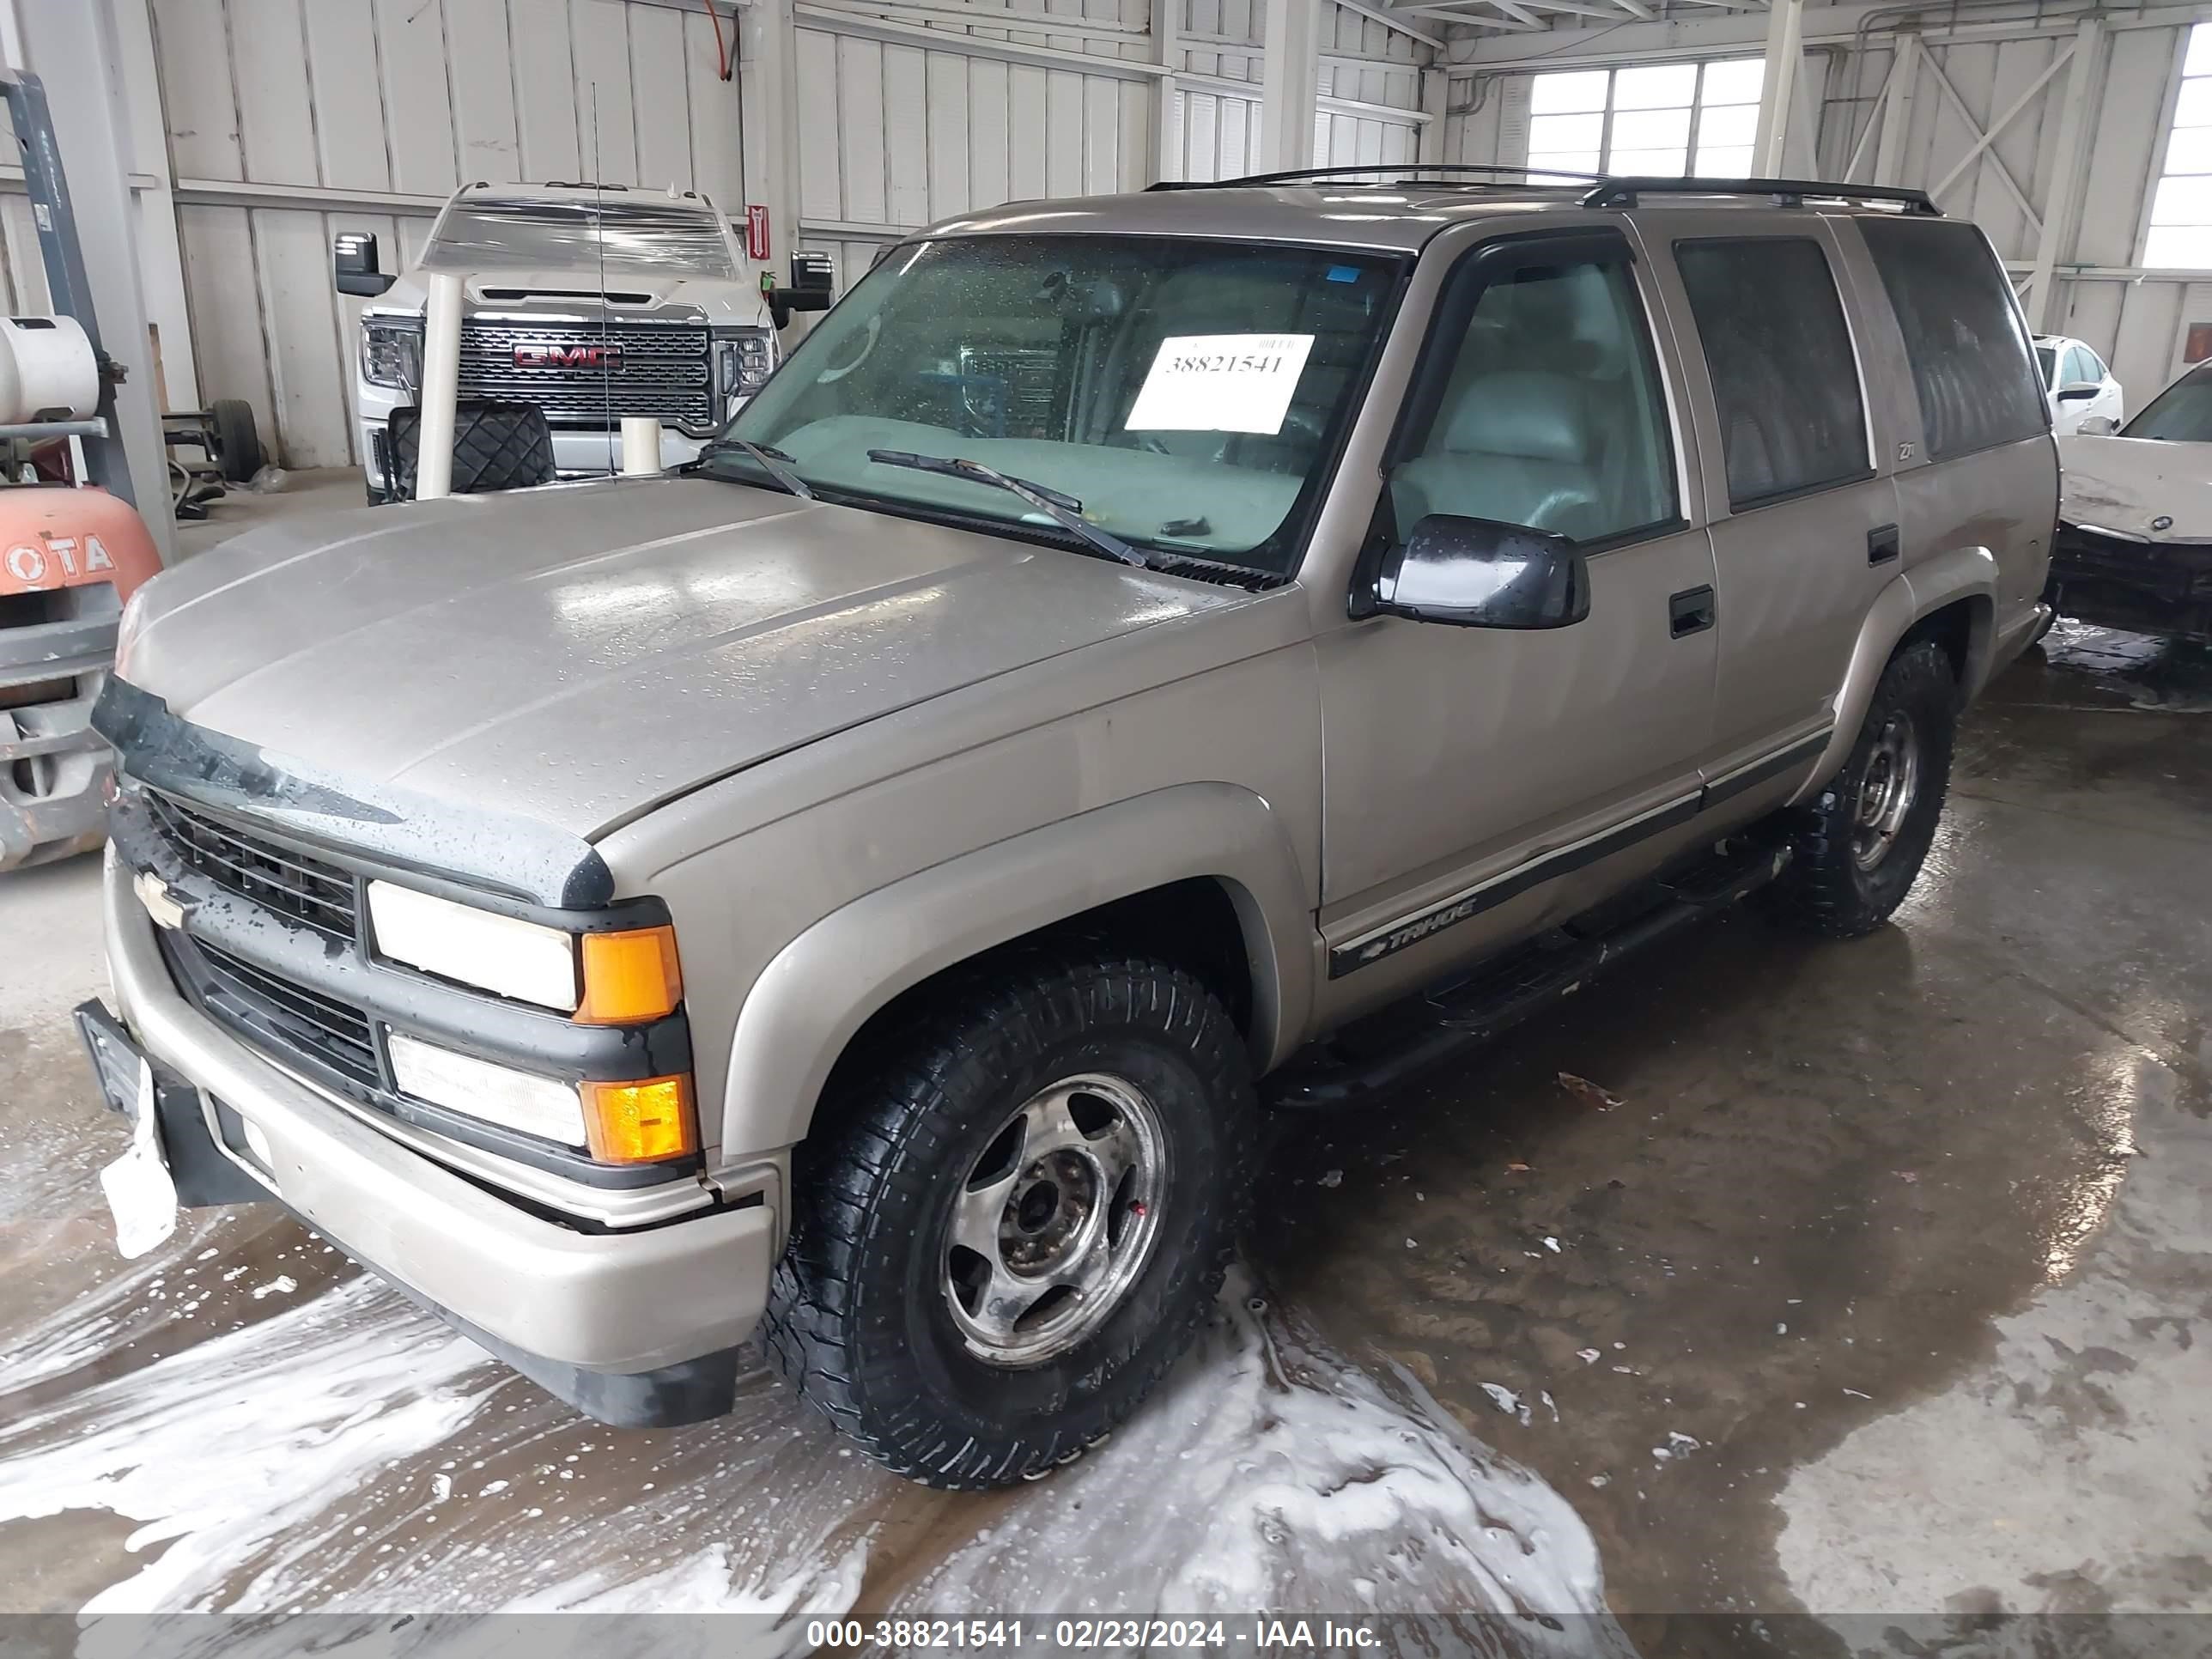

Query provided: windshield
[716,235,1401,574]
[2034,346,2057,387]
[2122,363,2212,442]
[422,198,736,277]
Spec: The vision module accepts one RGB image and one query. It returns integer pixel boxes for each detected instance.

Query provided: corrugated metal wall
[1443,9,2210,401]
[145,0,746,470]
[1174,0,1424,180]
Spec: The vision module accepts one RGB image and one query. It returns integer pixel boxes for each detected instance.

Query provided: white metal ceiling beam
[1749,0,1803,176]
[1871,33,1917,183]
[1333,0,1449,51]
[2023,16,2103,331]
[1258,0,1322,170]
[1391,3,1547,30]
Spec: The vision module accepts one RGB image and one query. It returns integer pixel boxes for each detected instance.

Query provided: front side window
[1388,248,1675,547]
[1674,237,1869,508]
[720,236,1401,574]
[1859,217,2046,459]
[2124,362,2212,441]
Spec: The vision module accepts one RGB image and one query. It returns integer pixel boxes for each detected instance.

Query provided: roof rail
[1579,176,1939,214]
[1146,161,1601,192]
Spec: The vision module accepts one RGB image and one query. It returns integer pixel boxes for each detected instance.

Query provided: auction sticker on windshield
[1125,333,1316,434]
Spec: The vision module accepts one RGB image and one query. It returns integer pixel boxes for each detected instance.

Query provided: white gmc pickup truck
[337,181,784,501]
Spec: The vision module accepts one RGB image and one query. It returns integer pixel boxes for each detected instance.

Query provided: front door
[1315,228,1719,1000]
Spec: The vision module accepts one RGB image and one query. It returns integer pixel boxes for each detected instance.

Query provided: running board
[1265,840,1792,1110]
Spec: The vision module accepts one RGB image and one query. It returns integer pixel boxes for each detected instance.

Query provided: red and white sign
[745,204,771,263]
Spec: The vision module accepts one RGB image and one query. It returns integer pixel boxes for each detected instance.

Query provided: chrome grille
[146,791,359,940]
[457,318,714,429]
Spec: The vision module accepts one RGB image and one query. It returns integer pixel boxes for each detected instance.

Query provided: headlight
[714,325,777,407]
[367,881,687,1022]
[388,1030,589,1146]
[368,880,579,1010]
[362,317,422,389]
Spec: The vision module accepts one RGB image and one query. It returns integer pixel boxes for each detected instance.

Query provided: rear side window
[1674,237,1869,509]
[1858,217,2046,459]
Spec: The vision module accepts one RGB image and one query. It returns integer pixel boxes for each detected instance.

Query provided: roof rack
[1579,176,1939,214]
[1146,161,1600,192]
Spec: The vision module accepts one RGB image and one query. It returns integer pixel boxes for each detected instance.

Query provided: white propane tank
[0,316,100,423]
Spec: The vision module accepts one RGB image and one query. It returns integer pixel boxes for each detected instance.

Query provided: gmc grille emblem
[514,343,622,369]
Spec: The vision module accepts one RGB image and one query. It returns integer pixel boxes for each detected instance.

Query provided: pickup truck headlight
[362,317,422,389]
[368,880,579,1010]
[714,325,777,410]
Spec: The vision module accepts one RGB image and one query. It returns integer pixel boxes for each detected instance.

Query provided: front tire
[764,953,1257,1488]
[1766,640,1956,939]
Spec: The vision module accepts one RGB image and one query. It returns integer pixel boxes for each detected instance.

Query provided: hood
[374,267,770,324]
[122,477,1258,838]
[2057,434,2212,543]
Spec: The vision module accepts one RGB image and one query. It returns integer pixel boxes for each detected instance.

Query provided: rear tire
[764,952,1257,1489]
[1766,640,1956,939]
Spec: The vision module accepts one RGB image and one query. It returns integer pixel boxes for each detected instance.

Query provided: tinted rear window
[1674,237,1869,509]
[1858,218,2045,459]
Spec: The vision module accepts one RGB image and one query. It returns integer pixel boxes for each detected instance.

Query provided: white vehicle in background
[336,183,784,502]
[2050,359,2212,642]
[2033,333,2124,435]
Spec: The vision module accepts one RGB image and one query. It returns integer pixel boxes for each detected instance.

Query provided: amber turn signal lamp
[581,1074,698,1163]
[575,925,684,1024]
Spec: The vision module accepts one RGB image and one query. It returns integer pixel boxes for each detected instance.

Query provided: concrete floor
[1,477,2206,1652]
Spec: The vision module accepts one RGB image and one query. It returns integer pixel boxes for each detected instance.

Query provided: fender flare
[718,781,1316,1154]
[1796,546,1996,802]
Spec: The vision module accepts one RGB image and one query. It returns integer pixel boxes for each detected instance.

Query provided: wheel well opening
[1899,598,1984,688]
[814,878,1260,1134]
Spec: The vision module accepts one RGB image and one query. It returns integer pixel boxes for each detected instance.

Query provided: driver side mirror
[2055,380,2102,404]
[1369,514,1590,629]
[2075,414,2119,437]
[333,231,395,298]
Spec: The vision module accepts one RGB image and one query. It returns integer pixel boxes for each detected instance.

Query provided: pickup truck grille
[147,791,359,940]
[159,930,383,1093]
[457,319,714,431]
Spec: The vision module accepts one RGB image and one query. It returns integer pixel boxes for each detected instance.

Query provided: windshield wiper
[697,438,815,500]
[865,448,1146,568]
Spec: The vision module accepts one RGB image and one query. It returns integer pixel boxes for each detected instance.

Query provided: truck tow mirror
[334,232,396,298]
[1370,514,1590,630]
[766,250,836,330]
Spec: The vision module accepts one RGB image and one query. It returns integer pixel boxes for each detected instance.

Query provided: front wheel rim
[940,1072,1168,1366]
[1851,714,1921,871]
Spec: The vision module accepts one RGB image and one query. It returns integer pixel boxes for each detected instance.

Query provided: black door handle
[1868,523,1901,565]
[1669,585,1716,638]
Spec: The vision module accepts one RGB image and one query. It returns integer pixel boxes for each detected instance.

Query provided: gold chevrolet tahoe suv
[76,169,2054,1487]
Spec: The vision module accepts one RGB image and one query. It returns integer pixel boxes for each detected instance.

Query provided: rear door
[1847,216,2056,647]
[1638,217,1901,795]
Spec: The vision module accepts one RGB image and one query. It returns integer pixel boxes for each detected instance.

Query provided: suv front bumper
[95,848,775,1425]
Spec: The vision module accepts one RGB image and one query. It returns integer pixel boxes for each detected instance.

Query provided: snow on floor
[905,1270,1632,1650]
[1,1244,1623,1655]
